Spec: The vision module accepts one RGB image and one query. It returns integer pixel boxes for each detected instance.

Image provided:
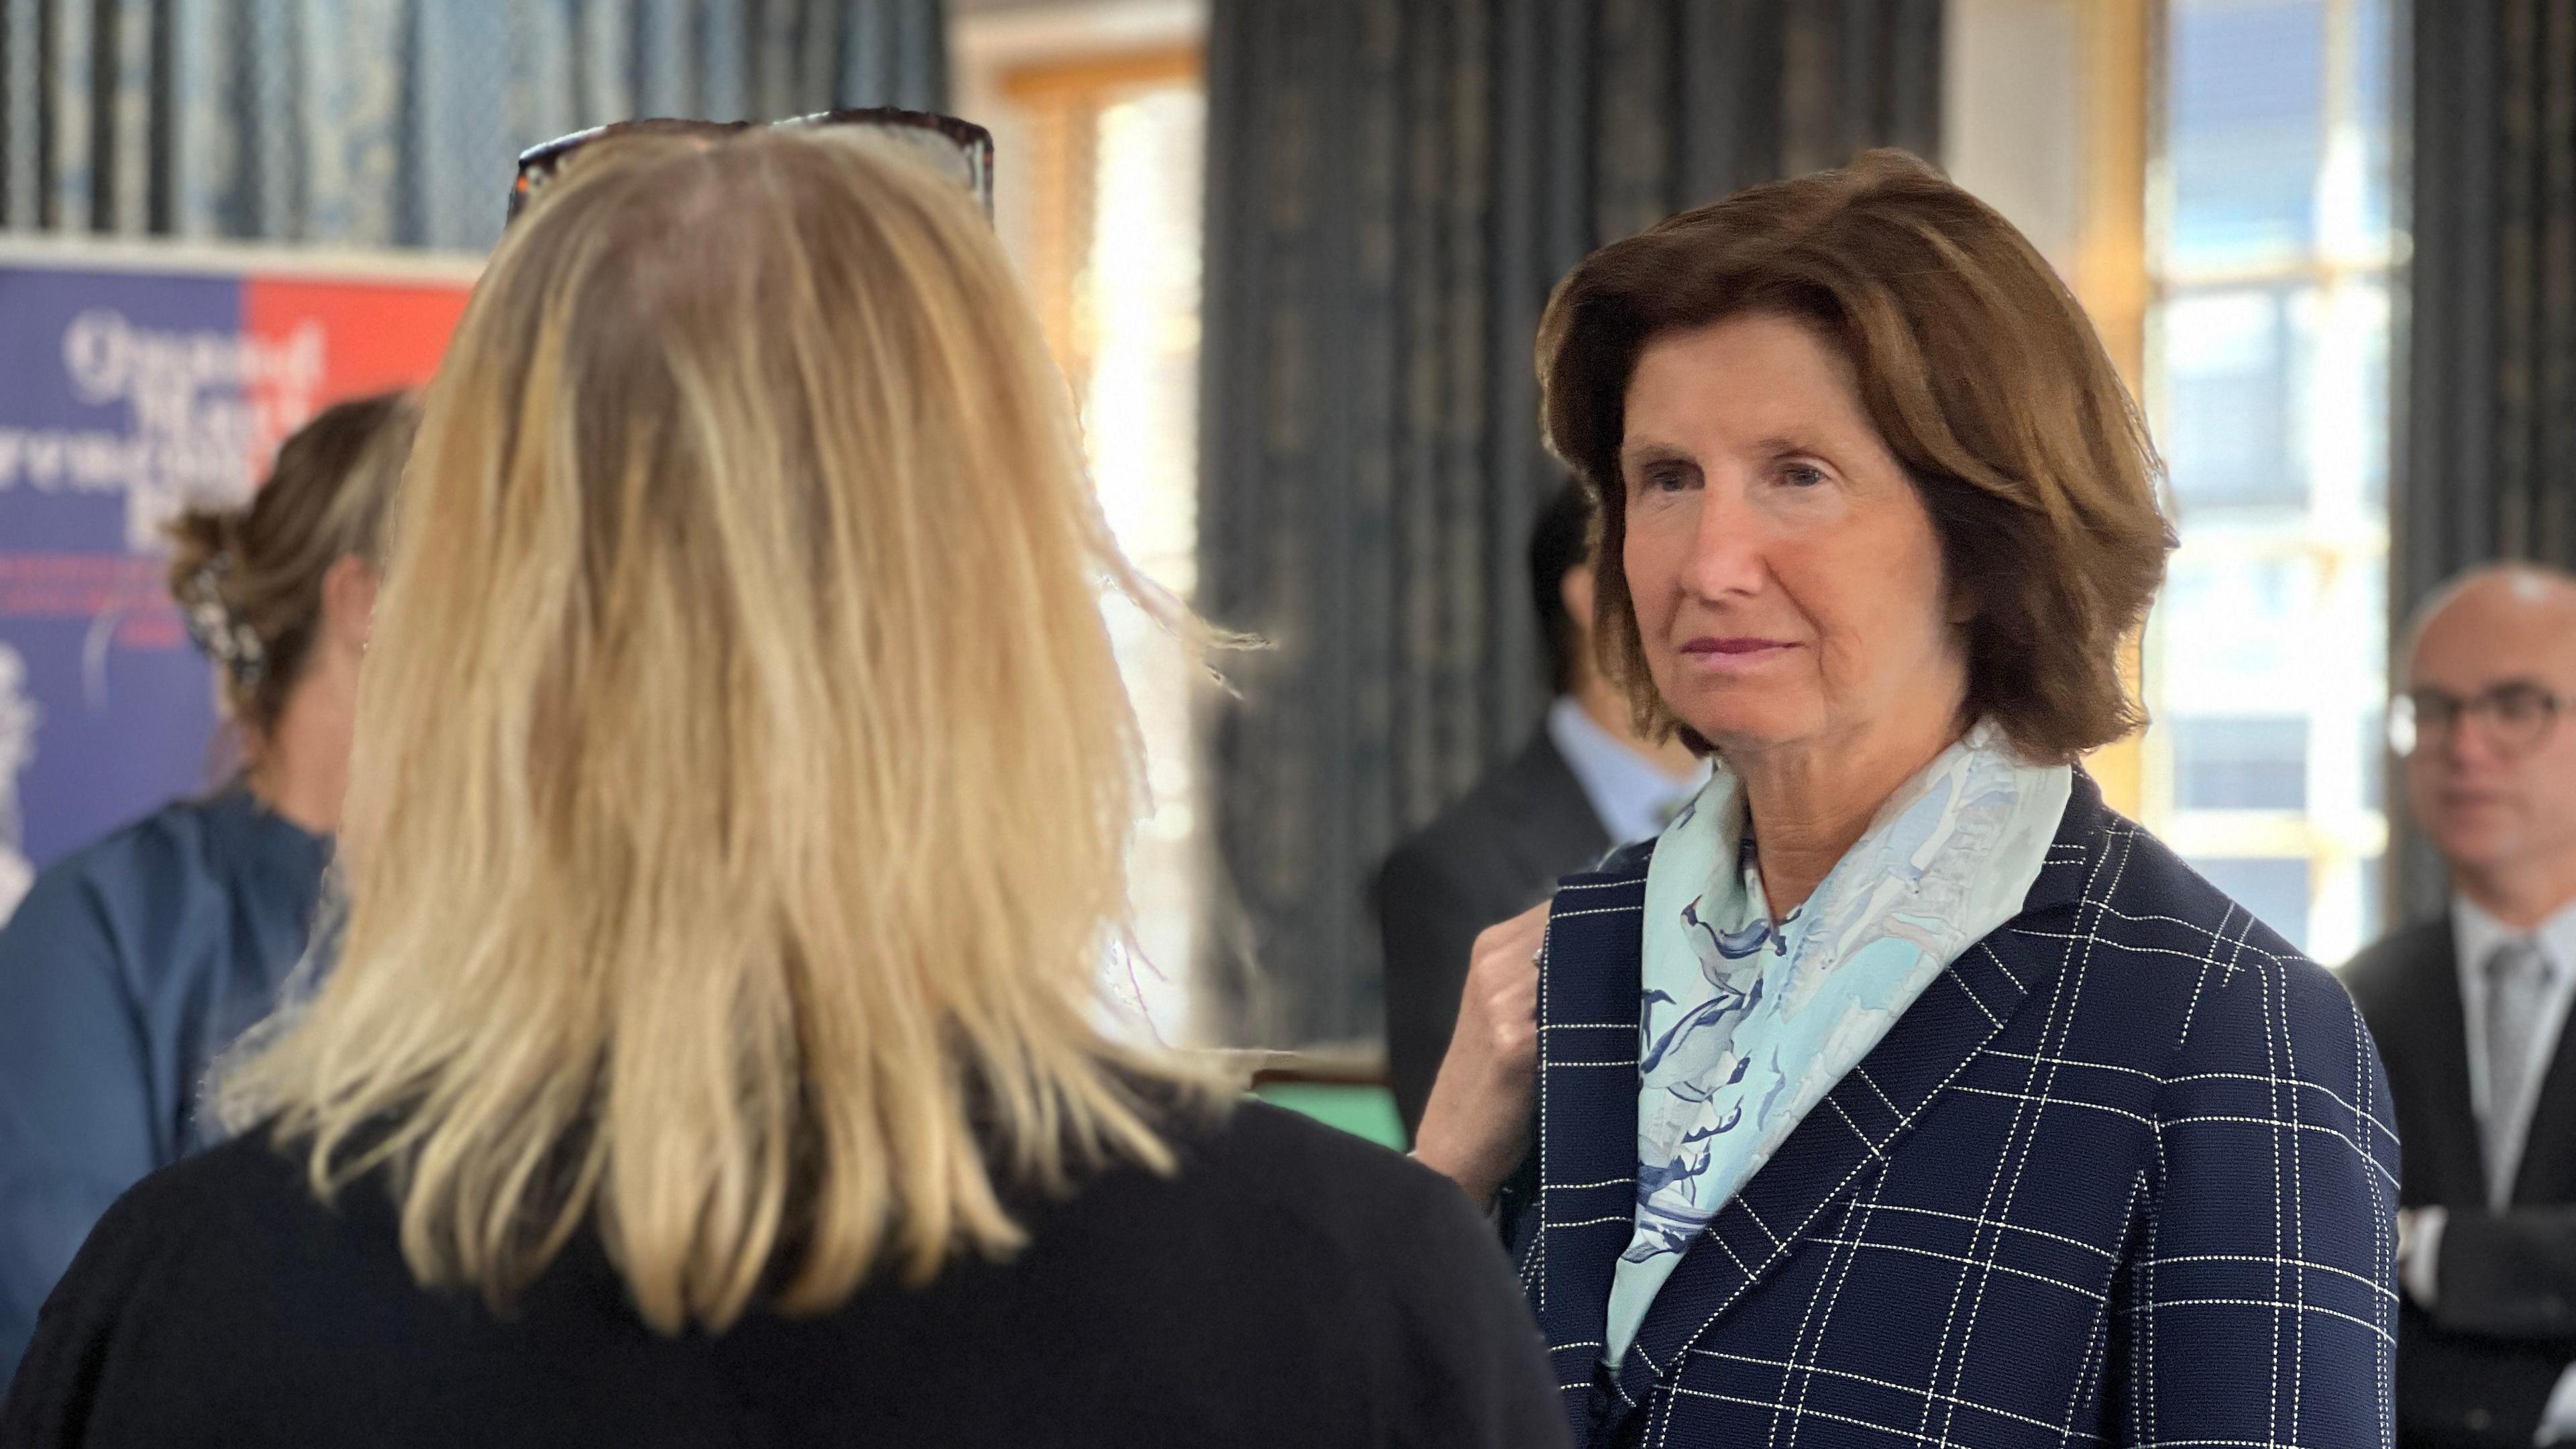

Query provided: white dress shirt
[1544,696,1708,848]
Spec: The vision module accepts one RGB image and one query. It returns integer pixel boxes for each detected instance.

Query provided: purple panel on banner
[0,266,250,895]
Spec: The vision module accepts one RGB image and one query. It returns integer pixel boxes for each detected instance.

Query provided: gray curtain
[1198,0,1943,1048]
[2394,0,2575,918]
[0,0,945,252]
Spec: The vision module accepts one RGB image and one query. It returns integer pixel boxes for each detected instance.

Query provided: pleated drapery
[0,0,945,252]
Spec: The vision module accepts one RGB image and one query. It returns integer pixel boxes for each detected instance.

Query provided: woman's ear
[1560,561,1599,637]
[320,556,380,656]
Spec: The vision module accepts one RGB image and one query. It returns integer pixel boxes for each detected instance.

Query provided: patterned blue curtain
[0,0,945,252]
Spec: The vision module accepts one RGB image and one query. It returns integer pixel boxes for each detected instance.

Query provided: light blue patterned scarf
[1601,719,2072,1363]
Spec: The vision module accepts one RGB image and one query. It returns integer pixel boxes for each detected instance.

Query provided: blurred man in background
[1374,482,1704,1139]
[2349,566,2576,1449]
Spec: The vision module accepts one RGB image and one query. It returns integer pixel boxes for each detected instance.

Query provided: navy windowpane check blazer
[1505,770,2402,1448]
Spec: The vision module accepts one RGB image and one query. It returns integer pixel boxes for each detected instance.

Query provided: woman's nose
[1678,482,1766,599]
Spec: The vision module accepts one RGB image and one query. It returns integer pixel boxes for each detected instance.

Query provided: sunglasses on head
[508,107,995,226]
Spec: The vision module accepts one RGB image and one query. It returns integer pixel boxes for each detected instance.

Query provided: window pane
[2357,853,2384,943]
[2165,0,2328,271]
[2361,709,2385,812]
[2351,0,2395,248]
[2158,551,2315,711]
[2333,284,2391,510]
[1085,83,1208,1046]
[2159,282,2387,517]
[2149,0,2394,977]
[981,50,1209,1044]
[1087,87,1207,588]
[2173,716,2308,810]
[2192,857,2313,951]
[2161,288,2306,512]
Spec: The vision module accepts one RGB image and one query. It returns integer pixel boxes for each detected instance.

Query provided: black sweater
[2,1101,1568,1449]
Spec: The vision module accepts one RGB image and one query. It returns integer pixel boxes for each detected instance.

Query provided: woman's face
[1618,312,1966,761]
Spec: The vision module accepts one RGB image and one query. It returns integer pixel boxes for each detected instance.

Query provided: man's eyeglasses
[2388,681,2567,757]
[508,107,995,226]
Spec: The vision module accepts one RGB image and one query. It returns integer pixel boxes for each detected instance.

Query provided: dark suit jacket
[2347,918,2576,1448]
[1376,730,1611,1137]
[1510,771,2402,1448]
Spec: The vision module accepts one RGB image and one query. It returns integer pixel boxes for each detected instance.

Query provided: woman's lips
[1677,637,1797,674]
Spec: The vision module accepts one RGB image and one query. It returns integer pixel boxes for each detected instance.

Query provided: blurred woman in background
[2,126,1561,1446]
[0,392,414,1377]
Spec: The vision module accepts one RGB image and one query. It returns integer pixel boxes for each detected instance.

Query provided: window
[2171,717,2308,811]
[2193,857,2317,949]
[2144,0,2393,963]
[955,7,1208,1043]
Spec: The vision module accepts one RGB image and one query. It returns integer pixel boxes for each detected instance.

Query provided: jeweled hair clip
[179,554,266,687]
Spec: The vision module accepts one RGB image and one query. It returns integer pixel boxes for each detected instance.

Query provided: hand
[1411,900,1550,1210]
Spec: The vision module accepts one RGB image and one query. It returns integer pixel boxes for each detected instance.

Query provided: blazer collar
[2516,1020,2576,1202]
[1529,771,2112,1426]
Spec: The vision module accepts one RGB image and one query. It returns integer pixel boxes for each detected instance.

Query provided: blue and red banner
[0,243,476,911]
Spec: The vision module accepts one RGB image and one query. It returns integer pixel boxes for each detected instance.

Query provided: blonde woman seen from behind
[1,129,1564,1448]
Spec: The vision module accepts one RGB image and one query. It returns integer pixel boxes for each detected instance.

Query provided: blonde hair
[166,392,417,739]
[219,128,1213,1332]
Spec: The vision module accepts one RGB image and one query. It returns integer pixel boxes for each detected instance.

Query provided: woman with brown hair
[3,123,1563,1447]
[0,392,415,1381]
[1411,151,2401,1448]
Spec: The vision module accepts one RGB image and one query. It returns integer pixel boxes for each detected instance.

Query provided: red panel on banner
[239,277,472,468]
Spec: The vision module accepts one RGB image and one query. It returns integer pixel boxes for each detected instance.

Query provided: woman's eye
[1642,468,1695,494]
[1780,463,1827,488]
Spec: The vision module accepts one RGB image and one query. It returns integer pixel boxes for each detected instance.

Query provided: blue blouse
[0,787,327,1375]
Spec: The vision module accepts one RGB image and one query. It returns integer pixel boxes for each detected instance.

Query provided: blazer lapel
[1528,845,1652,1414]
[1608,771,2112,1411]
[2514,975,2576,1204]
[2411,922,2493,1206]
[2359,912,2483,1206]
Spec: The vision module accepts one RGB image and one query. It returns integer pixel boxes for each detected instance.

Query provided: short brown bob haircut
[1537,149,2174,765]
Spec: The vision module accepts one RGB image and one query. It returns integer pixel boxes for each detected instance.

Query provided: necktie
[2485,936,2553,1204]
